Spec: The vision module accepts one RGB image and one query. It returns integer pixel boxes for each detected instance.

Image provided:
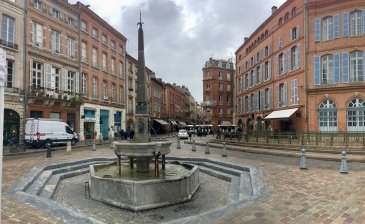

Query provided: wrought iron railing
[0,39,18,50]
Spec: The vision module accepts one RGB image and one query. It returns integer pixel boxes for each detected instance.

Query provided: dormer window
[52,9,60,19]
[33,0,42,10]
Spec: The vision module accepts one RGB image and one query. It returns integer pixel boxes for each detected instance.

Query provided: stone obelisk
[135,13,150,144]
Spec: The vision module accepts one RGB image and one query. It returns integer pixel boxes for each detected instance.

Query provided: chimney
[244,37,248,42]
[272,6,277,14]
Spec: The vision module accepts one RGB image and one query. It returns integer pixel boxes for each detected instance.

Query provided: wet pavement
[2,135,365,223]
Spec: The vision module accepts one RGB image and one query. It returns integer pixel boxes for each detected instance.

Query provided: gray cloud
[70,0,286,102]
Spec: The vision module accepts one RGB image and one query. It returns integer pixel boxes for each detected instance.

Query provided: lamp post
[0,47,7,220]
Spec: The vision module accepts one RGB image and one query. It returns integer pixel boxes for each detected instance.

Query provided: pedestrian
[188,131,192,141]
[129,129,135,140]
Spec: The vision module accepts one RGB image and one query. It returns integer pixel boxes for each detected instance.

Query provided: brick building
[202,58,234,130]
[1,0,24,144]
[164,83,185,131]
[76,2,127,140]
[25,0,81,132]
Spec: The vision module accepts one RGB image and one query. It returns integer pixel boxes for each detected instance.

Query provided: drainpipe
[304,0,309,133]
[23,0,28,141]
[77,6,82,138]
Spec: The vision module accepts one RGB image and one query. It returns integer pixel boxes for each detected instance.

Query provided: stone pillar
[340,151,348,174]
[136,157,150,173]
[299,148,307,169]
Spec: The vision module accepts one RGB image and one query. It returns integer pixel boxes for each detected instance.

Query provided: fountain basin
[114,140,172,157]
[89,162,200,211]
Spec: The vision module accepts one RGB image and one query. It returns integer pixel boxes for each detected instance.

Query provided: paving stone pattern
[3,137,365,223]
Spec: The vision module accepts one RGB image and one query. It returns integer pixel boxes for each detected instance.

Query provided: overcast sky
[70,0,286,103]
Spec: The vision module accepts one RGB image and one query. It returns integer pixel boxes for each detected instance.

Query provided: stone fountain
[88,14,200,211]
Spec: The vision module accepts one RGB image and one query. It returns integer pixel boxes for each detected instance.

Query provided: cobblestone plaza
[2,136,365,223]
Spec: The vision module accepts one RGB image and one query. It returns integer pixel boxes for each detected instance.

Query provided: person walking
[129,129,135,140]
[188,131,192,141]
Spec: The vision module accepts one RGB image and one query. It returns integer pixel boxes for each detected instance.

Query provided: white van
[25,118,78,148]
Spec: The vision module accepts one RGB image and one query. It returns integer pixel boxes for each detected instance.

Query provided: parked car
[24,118,78,148]
[177,129,189,139]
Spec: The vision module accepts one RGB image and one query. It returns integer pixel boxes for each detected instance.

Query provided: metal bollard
[192,139,196,151]
[110,138,115,149]
[340,151,348,174]
[46,143,52,158]
[66,141,72,154]
[299,148,307,169]
[92,140,96,151]
[205,141,210,154]
[222,142,227,157]
[177,139,181,149]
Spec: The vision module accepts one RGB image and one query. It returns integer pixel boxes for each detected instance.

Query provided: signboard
[0,48,6,87]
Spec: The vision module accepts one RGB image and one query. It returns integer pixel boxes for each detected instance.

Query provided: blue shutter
[343,12,349,37]
[268,87,272,109]
[342,52,349,83]
[314,55,321,85]
[297,44,301,68]
[363,10,365,35]
[284,82,287,106]
[333,14,339,38]
[315,18,321,42]
[287,49,291,72]
[334,53,340,84]
[276,84,280,108]
[283,51,287,74]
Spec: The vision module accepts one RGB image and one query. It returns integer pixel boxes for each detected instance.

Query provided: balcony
[5,87,19,94]
[0,39,18,50]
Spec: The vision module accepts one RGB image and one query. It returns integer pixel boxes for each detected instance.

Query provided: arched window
[321,54,334,84]
[278,18,283,26]
[284,12,290,21]
[265,30,268,37]
[350,51,363,82]
[347,98,365,132]
[350,10,363,36]
[292,7,297,17]
[318,99,337,132]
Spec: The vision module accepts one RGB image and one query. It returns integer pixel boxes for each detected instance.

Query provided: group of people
[119,129,135,140]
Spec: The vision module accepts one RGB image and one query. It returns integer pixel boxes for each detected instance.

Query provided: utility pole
[0,47,7,220]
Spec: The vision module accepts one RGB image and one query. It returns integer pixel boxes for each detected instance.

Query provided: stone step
[39,168,90,199]
[26,170,53,196]
[188,161,242,177]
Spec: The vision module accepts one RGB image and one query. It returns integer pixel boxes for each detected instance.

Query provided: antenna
[137,10,144,27]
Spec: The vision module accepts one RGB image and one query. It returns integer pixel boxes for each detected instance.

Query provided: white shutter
[62,68,67,91]
[283,51,287,74]
[75,71,79,93]
[45,64,52,89]
[276,84,279,108]
[268,60,272,80]
[284,82,287,106]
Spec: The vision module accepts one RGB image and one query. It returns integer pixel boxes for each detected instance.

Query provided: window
[119,45,124,54]
[81,20,87,32]
[52,9,60,19]
[265,46,269,57]
[111,58,115,75]
[82,73,87,95]
[278,83,287,107]
[227,73,230,81]
[119,61,124,78]
[350,11,363,36]
[278,18,283,26]
[264,60,271,80]
[32,61,42,87]
[92,28,98,39]
[322,55,334,84]
[92,77,98,98]
[120,85,124,103]
[279,53,286,75]
[102,81,107,98]
[67,17,74,27]
[238,78,242,92]
[65,71,75,92]
[218,72,222,80]
[291,45,300,70]
[219,94,223,104]
[278,36,283,48]
[33,0,42,10]
[227,84,231,91]
[32,21,43,48]
[347,98,365,132]
[245,96,249,112]
[292,7,297,17]
[284,12,289,21]
[2,15,15,44]
[245,74,249,89]
[111,41,116,50]
[67,37,76,58]
[322,16,333,41]
[250,70,255,87]
[227,95,231,103]
[256,52,260,62]
[81,42,87,63]
[102,53,107,71]
[102,34,107,45]
[291,26,298,40]
[219,83,223,90]
[92,47,98,67]
[318,99,337,132]
[291,79,298,104]
[206,82,210,90]
[51,30,60,53]
[264,88,271,109]
[350,51,363,82]
[6,59,14,88]
[48,66,60,91]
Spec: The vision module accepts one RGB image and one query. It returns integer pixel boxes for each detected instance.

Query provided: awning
[179,121,187,126]
[154,119,169,125]
[170,121,177,125]
[264,108,299,120]
[219,121,233,126]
